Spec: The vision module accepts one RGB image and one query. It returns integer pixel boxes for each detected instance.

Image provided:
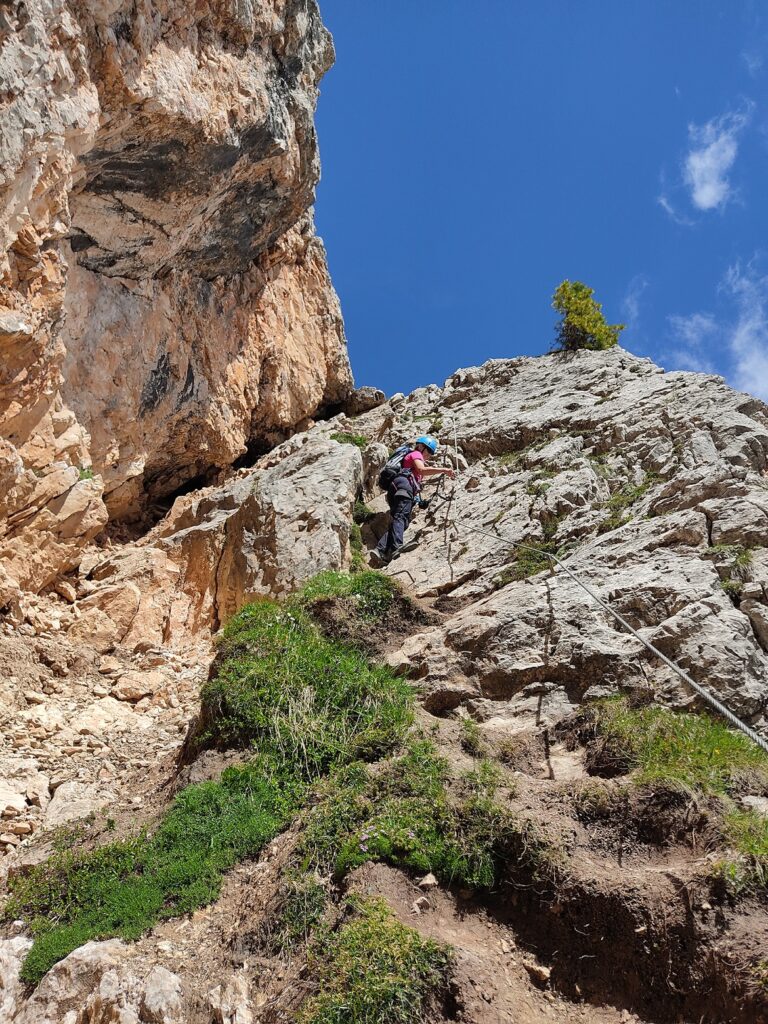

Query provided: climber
[371,435,455,564]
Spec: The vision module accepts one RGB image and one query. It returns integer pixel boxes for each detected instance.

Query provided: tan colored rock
[71,696,147,738]
[44,779,116,828]
[0,0,351,596]
[53,579,77,603]
[68,436,363,650]
[98,655,122,675]
[111,670,168,703]
[67,582,142,653]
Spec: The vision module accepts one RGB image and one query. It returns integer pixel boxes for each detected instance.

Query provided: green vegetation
[297,570,399,620]
[720,578,744,599]
[709,544,755,601]
[350,522,366,572]
[551,280,625,352]
[719,811,768,892]
[495,439,548,470]
[299,741,542,892]
[7,760,303,984]
[4,567,551,992]
[597,474,658,534]
[198,591,409,760]
[526,469,556,497]
[587,453,614,480]
[6,574,411,984]
[268,871,330,955]
[330,432,369,449]
[353,499,375,524]
[78,466,94,480]
[586,696,768,795]
[459,717,486,757]
[583,696,768,891]
[513,539,558,580]
[298,897,451,1024]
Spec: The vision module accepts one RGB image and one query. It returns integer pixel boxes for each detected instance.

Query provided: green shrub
[512,540,559,580]
[330,432,369,449]
[551,280,625,352]
[353,500,375,524]
[77,466,94,480]
[298,897,451,1024]
[300,741,544,891]
[597,474,658,534]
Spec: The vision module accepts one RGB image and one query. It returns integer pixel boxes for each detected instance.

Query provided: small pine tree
[551,280,625,352]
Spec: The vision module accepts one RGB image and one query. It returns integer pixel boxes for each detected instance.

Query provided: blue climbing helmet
[415,435,438,454]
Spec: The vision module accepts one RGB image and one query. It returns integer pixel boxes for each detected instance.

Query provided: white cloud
[665,263,768,401]
[741,48,764,77]
[722,264,768,400]
[667,312,719,374]
[683,107,752,212]
[621,275,648,330]
[656,176,695,226]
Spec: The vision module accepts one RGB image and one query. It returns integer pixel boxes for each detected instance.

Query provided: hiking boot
[397,539,419,554]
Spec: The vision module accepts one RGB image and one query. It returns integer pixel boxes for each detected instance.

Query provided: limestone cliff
[0,0,351,603]
[2,3,768,1020]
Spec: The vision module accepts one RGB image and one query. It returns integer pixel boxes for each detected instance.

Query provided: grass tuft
[459,717,487,757]
[330,432,369,449]
[296,570,399,620]
[597,473,659,534]
[298,896,452,1024]
[197,596,411,762]
[267,870,330,955]
[300,741,545,892]
[6,574,412,984]
[584,696,768,796]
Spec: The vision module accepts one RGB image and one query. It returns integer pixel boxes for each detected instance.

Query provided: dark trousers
[375,492,414,556]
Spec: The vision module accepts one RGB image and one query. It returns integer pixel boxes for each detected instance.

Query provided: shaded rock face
[0,0,351,598]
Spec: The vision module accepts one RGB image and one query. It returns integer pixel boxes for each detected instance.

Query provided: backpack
[377,443,413,490]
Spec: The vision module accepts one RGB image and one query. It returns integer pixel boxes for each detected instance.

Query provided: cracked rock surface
[0,0,351,605]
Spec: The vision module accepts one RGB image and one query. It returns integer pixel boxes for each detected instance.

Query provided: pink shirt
[402,450,425,483]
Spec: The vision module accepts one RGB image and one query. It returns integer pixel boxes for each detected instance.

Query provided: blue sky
[314,1,768,400]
